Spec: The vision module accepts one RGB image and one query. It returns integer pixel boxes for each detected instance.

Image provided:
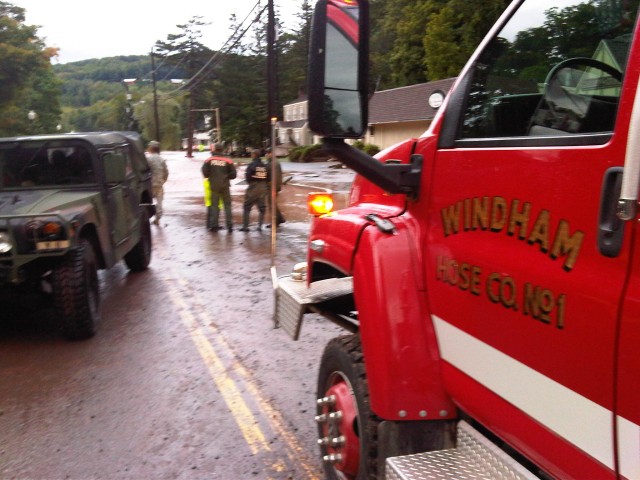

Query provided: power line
[157,53,188,82]
[158,0,266,99]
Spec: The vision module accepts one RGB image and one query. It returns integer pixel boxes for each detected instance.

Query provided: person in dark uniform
[266,148,286,227]
[239,149,269,231]
[201,143,237,232]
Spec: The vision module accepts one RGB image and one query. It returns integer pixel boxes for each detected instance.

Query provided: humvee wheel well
[78,224,105,270]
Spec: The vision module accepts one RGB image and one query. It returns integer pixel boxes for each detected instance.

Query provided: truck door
[618,253,640,480]
[424,0,639,478]
[104,148,137,250]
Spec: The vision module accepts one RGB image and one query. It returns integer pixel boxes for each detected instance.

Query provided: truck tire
[124,208,152,272]
[317,334,380,480]
[53,238,100,340]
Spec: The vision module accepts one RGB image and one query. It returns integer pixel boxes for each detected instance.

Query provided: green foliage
[370,0,443,89]
[59,79,123,108]
[485,0,639,87]
[0,2,61,135]
[288,145,305,162]
[278,0,313,104]
[51,16,202,148]
[352,140,380,156]
[213,52,267,147]
[133,93,183,149]
[288,144,330,163]
[56,76,141,134]
[370,0,509,88]
[352,140,365,150]
[5,0,527,145]
[363,144,381,156]
[424,0,510,79]
[63,99,117,132]
[153,16,220,150]
[53,56,161,83]
[0,2,40,105]
[300,144,323,162]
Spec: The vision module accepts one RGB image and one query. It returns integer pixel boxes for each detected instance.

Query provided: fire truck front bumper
[274,274,356,340]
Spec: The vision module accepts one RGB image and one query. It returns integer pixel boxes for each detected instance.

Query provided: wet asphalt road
[0,152,354,479]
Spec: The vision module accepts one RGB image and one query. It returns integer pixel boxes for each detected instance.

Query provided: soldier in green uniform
[239,149,269,231]
[201,144,237,232]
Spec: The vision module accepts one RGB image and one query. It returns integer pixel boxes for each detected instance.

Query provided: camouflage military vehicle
[0,131,154,339]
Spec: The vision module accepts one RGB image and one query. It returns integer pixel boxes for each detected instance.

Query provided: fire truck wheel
[317,334,380,480]
[53,237,100,340]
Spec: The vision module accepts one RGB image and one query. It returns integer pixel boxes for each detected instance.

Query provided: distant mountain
[53,55,186,83]
[53,55,187,109]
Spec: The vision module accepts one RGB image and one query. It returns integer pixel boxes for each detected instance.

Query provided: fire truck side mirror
[308,0,369,139]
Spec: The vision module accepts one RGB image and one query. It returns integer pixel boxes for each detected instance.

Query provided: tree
[204,9,270,149]
[369,0,445,89]
[0,2,61,135]
[491,0,640,84]
[155,16,214,155]
[278,0,313,105]
[424,0,510,80]
[134,93,182,150]
[388,0,443,86]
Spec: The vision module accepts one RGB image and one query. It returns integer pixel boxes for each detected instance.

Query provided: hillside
[53,55,188,108]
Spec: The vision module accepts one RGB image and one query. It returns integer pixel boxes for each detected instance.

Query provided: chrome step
[386,421,539,480]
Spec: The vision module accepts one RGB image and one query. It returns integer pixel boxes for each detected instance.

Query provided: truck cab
[275,0,640,478]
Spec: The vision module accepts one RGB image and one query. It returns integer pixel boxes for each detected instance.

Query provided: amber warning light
[308,192,334,216]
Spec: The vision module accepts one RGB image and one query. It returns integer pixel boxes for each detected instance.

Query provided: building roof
[368,78,456,124]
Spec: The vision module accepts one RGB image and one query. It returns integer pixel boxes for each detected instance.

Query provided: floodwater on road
[0,152,354,479]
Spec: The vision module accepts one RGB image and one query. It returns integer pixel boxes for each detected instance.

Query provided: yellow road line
[169,287,270,454]
[164,272,320,479]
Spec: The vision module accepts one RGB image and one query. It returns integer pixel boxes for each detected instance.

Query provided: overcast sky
[15,0,303,64]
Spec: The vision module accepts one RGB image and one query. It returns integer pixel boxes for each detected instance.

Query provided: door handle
[598,167,624,257]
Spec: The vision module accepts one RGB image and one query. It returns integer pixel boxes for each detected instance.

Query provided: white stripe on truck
[432,315,638,477]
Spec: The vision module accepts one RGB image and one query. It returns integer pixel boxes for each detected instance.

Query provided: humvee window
[0,143,95,188]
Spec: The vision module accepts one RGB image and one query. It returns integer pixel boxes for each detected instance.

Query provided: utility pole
[267,0,278,141]
[186,54,197,158]
[150,49,161,142]
[186,91,194,158]
[122,79,139,132]
[215,107,221,143]
[267,0,279,262]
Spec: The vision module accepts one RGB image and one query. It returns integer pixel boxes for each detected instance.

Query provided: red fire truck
[274,0,640,478]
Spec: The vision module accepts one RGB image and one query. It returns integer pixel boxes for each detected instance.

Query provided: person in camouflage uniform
[146,141,169,226]
[201,144,237,232]
[239,149,269,231]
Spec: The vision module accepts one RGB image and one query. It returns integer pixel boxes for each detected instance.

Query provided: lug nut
[316,395,337,407]
[315,413,328,423]
[328,411,343,422]
[317,436,330,446]
[322,453,343,464]
[330,435,346,447]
